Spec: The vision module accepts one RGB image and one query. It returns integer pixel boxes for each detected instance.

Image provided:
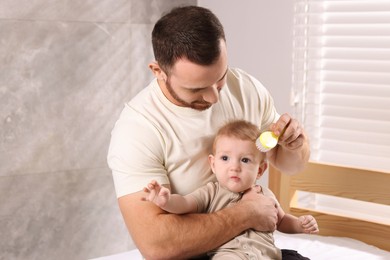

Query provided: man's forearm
[278,141,309,174]
[270,136,310,175]
[119,191,252,260]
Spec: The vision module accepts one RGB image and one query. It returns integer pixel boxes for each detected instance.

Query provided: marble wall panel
[0,168,131,260]
[128,24,155,93]
[0,20,134,176]
[0,0,131,22]
[0,0,196,23]
[0,0,199,259]
[129,0,197,24]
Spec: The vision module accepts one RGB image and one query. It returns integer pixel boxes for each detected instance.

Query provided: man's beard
[165,79,213,111]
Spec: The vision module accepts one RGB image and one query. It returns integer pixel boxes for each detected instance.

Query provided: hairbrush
[256,131,279,152]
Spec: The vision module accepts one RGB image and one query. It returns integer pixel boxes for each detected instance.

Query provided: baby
[144,119,318,259]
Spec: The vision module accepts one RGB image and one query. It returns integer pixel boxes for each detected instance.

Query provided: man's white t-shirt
[107,68,279,197]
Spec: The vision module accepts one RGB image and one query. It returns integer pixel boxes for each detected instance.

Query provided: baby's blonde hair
[212,120,261,154]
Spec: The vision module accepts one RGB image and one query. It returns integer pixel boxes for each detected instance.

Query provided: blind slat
[295,12,390,24]
[293,59,390,72]
[293,48,390,59]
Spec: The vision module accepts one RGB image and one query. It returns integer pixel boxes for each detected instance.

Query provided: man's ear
[257,160,268,179]
[208,154,216,174]
[149,61,167,81]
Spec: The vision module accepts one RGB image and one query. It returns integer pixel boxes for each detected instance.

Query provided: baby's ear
[257,160,268,178]
[208,154,216,174]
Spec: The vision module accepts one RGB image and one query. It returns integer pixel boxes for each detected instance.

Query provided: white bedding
[92,231,390,260]
[273,231,390,260]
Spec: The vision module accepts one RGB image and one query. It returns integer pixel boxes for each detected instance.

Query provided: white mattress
[92,231,390,260]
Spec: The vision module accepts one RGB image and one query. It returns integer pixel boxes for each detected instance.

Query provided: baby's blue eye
[241,158,250,163]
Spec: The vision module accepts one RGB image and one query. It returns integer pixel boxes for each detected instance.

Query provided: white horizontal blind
[292,0,390,172]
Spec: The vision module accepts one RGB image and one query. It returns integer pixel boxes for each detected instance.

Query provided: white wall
[198,1,294,187]
[198,0,294,115]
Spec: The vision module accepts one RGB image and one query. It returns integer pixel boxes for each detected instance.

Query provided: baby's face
[209,136,264,193]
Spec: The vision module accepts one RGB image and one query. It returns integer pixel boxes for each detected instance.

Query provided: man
[108,5,310,260]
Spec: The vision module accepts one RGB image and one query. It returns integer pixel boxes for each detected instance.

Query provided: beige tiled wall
[0,1,196,259]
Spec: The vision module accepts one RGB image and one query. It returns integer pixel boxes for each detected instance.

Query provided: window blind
[292,0,390,172]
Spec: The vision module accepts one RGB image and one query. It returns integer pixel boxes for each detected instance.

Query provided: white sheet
[273,231,390,260]
[92,231,390,260]
[91,250,143,260]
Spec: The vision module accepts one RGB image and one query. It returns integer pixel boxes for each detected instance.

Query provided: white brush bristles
[255,131,278,152]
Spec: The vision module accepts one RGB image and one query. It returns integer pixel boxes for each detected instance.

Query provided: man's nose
[203,85,219,104]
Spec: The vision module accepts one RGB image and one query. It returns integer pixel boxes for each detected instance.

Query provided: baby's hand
[298,215,319,234]
[142,180,171,208]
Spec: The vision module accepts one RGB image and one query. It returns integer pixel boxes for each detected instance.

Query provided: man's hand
[271,113,305,151]
[267,113,310,175]
[240,186,278,232]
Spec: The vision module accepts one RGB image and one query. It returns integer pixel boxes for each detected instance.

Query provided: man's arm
[267,113,310,175]
[118,188,278,260]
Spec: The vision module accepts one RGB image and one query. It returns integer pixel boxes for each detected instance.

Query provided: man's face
[160,41,229,111]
